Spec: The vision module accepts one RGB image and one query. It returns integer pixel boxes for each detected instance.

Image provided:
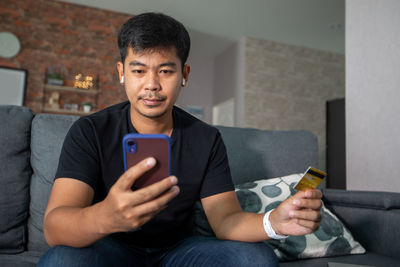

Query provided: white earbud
[120,76,124,84]
[181,79,185,86]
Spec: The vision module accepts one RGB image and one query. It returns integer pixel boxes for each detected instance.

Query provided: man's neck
[130,107,174,137]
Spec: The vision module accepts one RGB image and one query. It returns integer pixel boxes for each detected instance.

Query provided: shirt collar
[126,104,178,147]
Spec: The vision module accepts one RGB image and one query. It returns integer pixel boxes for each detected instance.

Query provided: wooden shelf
[44,84,100,94]
[42,107,96,116]
[42,84,100,116]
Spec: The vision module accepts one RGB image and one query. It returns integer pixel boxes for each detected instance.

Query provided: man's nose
[144,72,160,91]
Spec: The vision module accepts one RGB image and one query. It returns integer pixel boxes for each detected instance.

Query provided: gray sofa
[0,104,399,267]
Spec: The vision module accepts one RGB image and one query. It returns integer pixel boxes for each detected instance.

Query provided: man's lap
[164,236,279,267]
[38,235,278,267]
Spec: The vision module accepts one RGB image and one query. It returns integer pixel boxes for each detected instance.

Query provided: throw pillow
[235,174,366,260]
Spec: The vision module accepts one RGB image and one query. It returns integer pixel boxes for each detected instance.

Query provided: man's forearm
[213,211,270,242]
[43,203,107,248]
[204,190,323,242]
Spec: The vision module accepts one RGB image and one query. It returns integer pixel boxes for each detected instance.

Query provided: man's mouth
[142,98,163,106]
[138,91,167,107]
[139,94,167,107]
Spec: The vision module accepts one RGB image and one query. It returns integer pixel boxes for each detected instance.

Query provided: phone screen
[123,134,171,189]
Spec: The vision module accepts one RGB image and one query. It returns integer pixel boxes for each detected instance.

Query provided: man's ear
[117,61,124,83]
[182,64,191,87]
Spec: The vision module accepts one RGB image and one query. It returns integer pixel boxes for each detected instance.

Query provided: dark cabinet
[326,98,346,189]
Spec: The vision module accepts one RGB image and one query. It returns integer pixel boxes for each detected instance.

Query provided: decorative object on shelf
[64,103,79,111]
[74,74,95,90]
[48,92,60,109]
[0,32,21,58]
[47,66,65,86]
[82,102,93,113]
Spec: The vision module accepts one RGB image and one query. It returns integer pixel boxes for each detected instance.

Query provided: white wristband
[263,209,288,240]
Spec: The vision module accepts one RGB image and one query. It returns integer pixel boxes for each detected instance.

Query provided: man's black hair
[118,12,191,68]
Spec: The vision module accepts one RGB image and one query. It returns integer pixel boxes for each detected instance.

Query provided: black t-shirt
[55,101,234,248]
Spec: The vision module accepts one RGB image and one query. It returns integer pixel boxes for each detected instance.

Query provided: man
[38,13,322,267]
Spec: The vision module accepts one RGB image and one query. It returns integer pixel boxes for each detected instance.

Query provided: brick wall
[0,0,132,113]
[244,37,345,171]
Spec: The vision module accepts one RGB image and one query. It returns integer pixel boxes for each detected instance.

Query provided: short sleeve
[199,131,234,198]
[55,118,100,190]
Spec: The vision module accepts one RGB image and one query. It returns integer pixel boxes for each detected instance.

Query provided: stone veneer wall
[0,0,131,113]
[244,37,345,171]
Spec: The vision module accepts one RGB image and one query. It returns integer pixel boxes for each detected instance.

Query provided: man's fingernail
[170,176,178,184]
[146,157,156,167]
[306,190,313,198]
[289,211,295,217]
[293,199,300,205]
[171,185,180,194]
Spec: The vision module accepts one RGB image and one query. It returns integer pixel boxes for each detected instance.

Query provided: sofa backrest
[216,126,318,185]
[28,113,78,253]
[0,105,34,254]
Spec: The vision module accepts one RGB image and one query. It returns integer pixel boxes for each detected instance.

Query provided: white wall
[213,43,237,105]
[346,0,400,192]
[176,29,233,124]
[177,52,214,123]
[212,39,246,127]
[212,42,237,126]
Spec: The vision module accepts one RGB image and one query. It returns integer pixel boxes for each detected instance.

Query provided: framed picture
[0,66,28,106]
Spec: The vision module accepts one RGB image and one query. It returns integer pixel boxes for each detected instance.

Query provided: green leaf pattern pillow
[235,174,366,260]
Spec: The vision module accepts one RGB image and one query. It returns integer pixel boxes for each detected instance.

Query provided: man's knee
[37,245,83,267]
[214,240,279,266]
[37,237,143,267]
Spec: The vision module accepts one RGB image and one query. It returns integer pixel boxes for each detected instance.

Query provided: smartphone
[294,166,326,191]
[123,133,171,189]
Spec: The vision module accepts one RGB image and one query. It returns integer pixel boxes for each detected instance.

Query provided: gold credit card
[294,166,326,191]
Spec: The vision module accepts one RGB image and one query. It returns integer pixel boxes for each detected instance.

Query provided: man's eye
[133,70,143,74]
[160,70,173,74]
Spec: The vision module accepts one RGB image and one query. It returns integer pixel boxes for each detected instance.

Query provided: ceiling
[61,0,345,55]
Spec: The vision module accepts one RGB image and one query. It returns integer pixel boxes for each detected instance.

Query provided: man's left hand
[270,189,323,236]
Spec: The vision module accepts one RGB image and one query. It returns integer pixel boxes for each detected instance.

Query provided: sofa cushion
[0,105,34,254]
[28,114,78,253]
[235,174,365,261]
[0,251,42,267]
[279,252,400,267]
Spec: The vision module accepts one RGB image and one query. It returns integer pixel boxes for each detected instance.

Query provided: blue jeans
[38,235,279,267]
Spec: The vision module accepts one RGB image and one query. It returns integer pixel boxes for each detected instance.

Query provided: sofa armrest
[322,188,400,259]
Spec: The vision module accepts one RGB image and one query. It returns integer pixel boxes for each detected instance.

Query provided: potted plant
[82,102,93,113]
[47,65,65,86]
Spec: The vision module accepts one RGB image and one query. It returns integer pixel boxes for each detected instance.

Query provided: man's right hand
[44,157,178,247]
[96,157,179,234]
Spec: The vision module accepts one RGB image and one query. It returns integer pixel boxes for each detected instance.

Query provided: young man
[39,13,322,267]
